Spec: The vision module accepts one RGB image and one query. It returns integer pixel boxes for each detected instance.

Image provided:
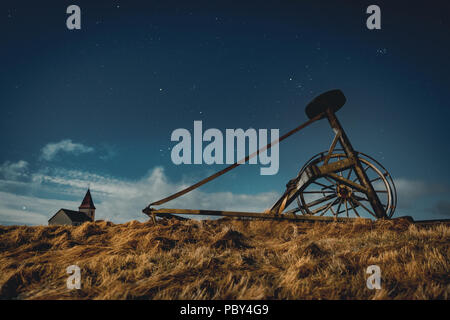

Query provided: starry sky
[0,0,449,225]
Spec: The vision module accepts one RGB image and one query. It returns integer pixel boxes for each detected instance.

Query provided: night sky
[1,0,449,225]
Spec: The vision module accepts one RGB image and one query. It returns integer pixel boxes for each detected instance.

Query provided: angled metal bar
[323,132,341,165]
[327,172,367,193]
[325,108,386,219]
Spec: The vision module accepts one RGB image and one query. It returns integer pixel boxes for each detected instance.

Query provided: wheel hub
[336,184,352,199]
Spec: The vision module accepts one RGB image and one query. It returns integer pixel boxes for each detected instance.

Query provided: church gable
[48,209,92,226]
[48,209,74,226]
[48,189,96,226]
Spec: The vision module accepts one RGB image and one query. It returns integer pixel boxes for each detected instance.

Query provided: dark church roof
[48,209,92,223]
[79,189,96,209]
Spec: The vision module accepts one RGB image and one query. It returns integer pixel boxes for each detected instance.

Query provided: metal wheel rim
[296,150,397,219]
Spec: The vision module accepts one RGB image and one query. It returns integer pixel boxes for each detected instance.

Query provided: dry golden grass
[0,217,449,300]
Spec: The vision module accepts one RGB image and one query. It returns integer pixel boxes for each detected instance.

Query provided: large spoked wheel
[296,150,397,219]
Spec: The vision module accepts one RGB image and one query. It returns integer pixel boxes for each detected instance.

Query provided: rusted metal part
[143,207,371,223]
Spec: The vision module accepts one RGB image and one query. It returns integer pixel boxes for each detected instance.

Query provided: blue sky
[0,1,449,225]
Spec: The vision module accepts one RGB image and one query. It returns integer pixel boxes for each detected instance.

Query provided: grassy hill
[0,217,448,299]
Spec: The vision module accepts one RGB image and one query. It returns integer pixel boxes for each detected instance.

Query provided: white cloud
[0,166,279,225]
[40,139,94,161]
[36,166,279,223]
[0,160,29,180]
[0,191,77,225]
[394,178,450,209]
[2,164,449,226]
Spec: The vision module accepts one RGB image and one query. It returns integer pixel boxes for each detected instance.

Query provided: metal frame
[143,94,396,222]
[269,108,388,219]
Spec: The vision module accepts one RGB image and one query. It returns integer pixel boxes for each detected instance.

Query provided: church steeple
[79,189,96,221]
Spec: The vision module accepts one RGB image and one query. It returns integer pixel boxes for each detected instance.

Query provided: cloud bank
[0,138,449,225]
[0,160,29,180]
[0,163,280,225]
[40,139,94,161]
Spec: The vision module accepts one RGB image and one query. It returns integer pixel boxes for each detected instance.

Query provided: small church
[48,189,96,226]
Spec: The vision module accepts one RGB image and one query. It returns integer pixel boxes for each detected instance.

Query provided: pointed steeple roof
[79,189,96,209]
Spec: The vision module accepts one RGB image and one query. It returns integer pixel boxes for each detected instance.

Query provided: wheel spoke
[285,207,301,214]
[320,198,340,216]
[353,195,369,202]
[336,199,343,216]
[313,181,335,191]
[370,172,389,183]
[298,152,396,219]
[354,195,388,209]
[371,177,382,183]
[348,198,360,217]
[311,199,337,214]
[346,168,352,180]
[304,194,336,208]
[324,176,338,186]
[302,190,336,194]
[330,203,336,216]
[351,198,377,218]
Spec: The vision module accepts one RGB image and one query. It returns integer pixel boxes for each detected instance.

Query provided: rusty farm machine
[143,89,397,223]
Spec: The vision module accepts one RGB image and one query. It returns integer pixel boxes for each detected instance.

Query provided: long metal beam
[143,207,371,222]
